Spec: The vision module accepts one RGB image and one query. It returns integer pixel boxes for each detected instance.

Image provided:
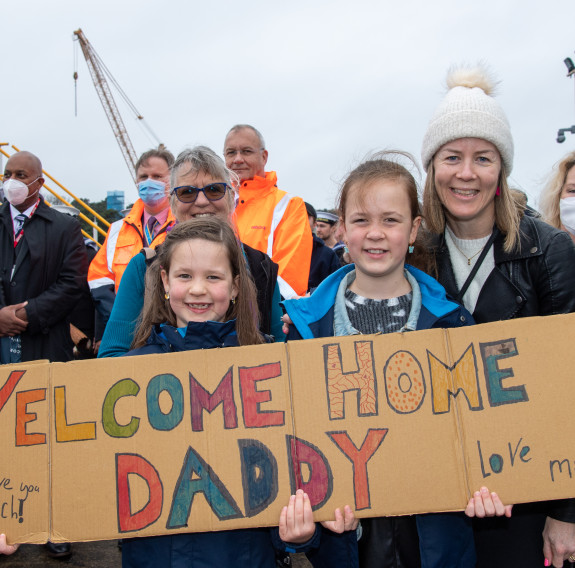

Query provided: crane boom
[73,28,138,182]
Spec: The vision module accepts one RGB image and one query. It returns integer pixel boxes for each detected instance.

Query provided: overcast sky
[2,0,575,213]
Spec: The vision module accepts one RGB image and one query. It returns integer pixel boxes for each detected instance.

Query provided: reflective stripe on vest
[105,219,124,274]
[266,194,292,258]
[88,276,115,291]
[277,274,298,300]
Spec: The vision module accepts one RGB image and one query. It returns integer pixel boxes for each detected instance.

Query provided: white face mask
[2,177,40,206]
[560,197,575,236]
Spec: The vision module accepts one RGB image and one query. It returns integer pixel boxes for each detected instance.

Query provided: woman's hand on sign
[279,489,316,544]
[0,534,19,555]
[543,517,575,568]
[465,487,512,518]
[321,505,358,533]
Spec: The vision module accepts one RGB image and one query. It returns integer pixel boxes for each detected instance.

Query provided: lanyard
[13,201,40,248]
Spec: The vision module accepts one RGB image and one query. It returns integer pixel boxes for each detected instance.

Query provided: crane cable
[73,39,78,117]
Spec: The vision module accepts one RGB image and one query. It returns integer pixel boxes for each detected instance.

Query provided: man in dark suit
[0,150,88,558]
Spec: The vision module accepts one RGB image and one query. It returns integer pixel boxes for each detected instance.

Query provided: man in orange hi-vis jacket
[224,124,312,299]
[88,147,176,343]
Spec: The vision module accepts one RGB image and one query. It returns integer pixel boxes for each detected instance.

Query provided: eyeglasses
[171,183,229,203]
[223,148,263,158]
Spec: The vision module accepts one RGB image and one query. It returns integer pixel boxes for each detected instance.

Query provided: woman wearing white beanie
[418,65,575,568]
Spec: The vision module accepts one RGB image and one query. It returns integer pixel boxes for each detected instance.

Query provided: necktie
[13,214,27,247]
[146,216,158,245]
[14,214,26,237]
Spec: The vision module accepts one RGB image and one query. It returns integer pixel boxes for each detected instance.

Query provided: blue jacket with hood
[283,263,473,340]
[122,319,351,568]
[283,264,474,568]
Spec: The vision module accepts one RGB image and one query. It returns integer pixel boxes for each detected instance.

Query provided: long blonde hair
[132,217,263,348]
[539,152,575,229]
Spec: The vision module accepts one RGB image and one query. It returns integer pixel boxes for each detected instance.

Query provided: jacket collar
[432,216,542,265]
[283,263,460,339]
[124,199,175,230]
[493,215,543,263]
[239,171,278,198]
[149,319,238,351]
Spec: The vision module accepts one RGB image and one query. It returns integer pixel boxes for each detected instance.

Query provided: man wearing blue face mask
[88,147,175,347]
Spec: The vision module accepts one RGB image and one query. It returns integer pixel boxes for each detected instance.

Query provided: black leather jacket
[431,215,575,567]
[431,215,575,324]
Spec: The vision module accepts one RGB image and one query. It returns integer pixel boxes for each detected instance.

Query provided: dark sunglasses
[171,183,229,203]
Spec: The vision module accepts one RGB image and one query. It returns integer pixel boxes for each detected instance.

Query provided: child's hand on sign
[320,505,358,533]
[465,487,513,518]
[279,489,316,544]
[0,534,19,555]
[281,313,293,336]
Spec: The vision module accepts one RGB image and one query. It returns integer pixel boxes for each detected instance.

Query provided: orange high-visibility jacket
[233,172,312,298]
[88,199,175,321]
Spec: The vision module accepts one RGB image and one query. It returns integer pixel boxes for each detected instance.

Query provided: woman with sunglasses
[98,145,283,357]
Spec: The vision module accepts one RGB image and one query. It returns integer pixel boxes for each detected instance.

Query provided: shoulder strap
[141,247,157,266]
[455,226,500,304]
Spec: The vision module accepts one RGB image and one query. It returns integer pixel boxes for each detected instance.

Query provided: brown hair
[423,160,523,253]
[539,152,575,229]
[336,151,429,271]
[135,145,175,175]
[132,217,263,348]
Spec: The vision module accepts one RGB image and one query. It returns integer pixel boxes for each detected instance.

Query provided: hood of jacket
[132,319,239,355]
[283,264,465,339]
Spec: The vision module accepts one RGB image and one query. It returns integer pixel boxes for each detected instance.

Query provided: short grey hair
[225,124,266,149]
[169,146,238,214]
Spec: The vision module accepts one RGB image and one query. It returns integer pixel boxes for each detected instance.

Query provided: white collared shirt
[10,200,39,234]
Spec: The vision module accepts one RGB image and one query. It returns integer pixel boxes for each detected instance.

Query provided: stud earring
[496,186,501,196]
[231,297,236,305]
[164,291,170,300]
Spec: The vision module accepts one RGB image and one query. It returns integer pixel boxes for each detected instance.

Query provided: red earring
[496,186,501,196]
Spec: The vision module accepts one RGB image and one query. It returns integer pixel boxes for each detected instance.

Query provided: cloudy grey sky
[2,0,575,211]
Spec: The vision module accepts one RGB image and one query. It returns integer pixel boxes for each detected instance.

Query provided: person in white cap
[418,64,575,568]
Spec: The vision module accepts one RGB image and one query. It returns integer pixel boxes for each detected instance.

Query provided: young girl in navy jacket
[282,153,512,568]
[121,217,353,568]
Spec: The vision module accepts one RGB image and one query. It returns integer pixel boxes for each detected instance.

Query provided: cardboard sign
[2,313,575,544]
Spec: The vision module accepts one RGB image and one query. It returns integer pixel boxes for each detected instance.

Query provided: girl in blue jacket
[282,153,510,568]
[121,217,343,568]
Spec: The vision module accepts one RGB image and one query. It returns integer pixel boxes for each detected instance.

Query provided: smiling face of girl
[343,179,421,299]
[161,238,239,327]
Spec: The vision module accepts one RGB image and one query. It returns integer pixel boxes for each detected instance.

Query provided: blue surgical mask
[137,179,167,206]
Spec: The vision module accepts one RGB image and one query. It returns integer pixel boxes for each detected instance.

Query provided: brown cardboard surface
[447,315,575,506]
[286,329,468,519]
[50,342,293,542]
[2,313,575,544]
[0,362,50,544]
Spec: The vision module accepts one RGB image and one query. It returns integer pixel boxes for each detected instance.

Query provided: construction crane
[73,28,161,182]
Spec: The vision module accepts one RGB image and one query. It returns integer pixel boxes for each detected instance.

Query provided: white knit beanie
[421,65,514,173]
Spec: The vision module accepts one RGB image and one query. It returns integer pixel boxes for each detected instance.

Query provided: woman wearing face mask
[87,147,176,343]
[539,152,575,244]
[417,64,575,568]
[98,145,283,358]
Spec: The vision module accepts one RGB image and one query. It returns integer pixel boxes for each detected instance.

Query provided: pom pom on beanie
[421,63,513,173]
